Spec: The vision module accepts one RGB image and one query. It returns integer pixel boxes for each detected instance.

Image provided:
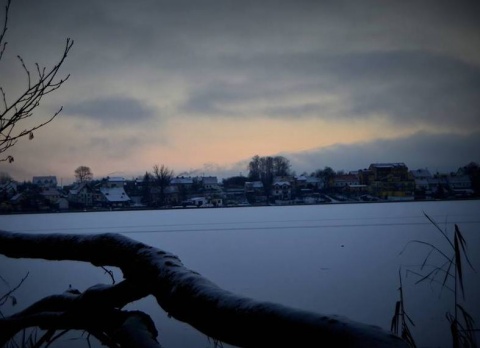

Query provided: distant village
[0,161,479,213]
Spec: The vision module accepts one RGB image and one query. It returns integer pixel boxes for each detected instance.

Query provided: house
[164,185,180,206]
[295,175,323,190]
[333,173,359,190]
[369,163,410,181]
[99,186,130,207]
[224,187,248,205]
[292,176,322,202]
[358,169,374,186]
[427,176,450,198]
[368,163,414,200]
[194,177,224,203]
[41,187,63,205]
[245,181,266,204]
[167,177,194,204]
[272,181,292,201]
[410,169,433,199]
[344,184,369,195]
[170,177,194,188]
[189,197,209,207]
[98,177,131,207]
[32,176,58,188]
[198,176,220,191]
[332,173,369,196]
[245,181,264,192]
[68,182,95,208]
[447,175,473,197]
[447,175,472,190]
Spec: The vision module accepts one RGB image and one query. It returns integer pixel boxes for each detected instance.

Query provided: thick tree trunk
[0,230,408,347]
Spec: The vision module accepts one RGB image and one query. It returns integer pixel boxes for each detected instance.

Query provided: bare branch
[0,0,11,61]
[0,272,29,317]
[0,6,73,162]
[100,267,116,285]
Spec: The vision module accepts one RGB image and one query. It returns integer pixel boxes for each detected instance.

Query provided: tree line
[65,157,338,207]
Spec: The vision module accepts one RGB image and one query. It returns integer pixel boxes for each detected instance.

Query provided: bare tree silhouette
[0,0,73,163]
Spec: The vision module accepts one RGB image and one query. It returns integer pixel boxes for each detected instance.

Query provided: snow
[0,201,479,347]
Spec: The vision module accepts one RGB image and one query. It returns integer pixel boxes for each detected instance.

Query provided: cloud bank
[286,131,480,175]
[1,0,479,181]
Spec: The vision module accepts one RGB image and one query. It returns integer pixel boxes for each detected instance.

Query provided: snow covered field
[1,200,479,347]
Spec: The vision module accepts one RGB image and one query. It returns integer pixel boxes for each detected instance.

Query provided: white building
[99,177,131,207]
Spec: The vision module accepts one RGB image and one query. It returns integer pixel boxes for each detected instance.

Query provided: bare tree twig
[0,0,73,162]
[0,0,10,61]
[0,272,29,317]
[100,267,116,285]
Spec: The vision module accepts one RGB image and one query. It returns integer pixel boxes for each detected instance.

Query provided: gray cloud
[8,0,480,62]
[324,51,480,128]
[87,135,143,160]
[4,0,480,181]
[181,50,480,131]
[65,96,156,126]
[177,131,480,179]
[7,1,480,130]
[285,131,480,174]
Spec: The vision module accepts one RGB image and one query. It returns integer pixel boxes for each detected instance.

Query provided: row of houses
[68,177,131,209]
[0,176,132,212]
[1,175,227,211]
[336,163,473,200]
[0,163,477,212]
[246,163,475,203]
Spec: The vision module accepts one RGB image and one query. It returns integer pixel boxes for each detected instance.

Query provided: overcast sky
[1,0,479,183]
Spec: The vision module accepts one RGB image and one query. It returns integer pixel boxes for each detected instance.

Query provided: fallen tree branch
[1,307,159,347]
[0,230,408,347]
[0,282,159,347]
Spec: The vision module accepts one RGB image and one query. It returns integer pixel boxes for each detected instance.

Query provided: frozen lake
[1,200,479,347]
